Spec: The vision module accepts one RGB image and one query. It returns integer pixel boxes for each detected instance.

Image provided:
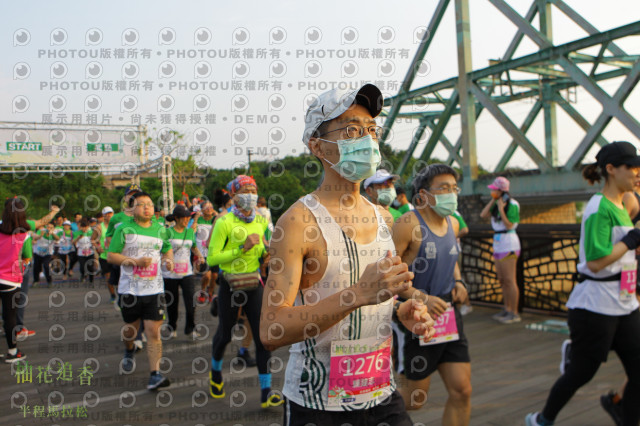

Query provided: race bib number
[133,263,158,278]
[420,306,459,346]
[174,262,189,274]
[327,335,392,408]
[79,248,92,256]
[620,261,637,302]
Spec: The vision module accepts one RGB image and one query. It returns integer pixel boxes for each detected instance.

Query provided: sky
[1,0,638,174]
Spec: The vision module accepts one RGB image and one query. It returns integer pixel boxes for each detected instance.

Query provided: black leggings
[0,287,20,350]
[78,255,97,282]
[67,251,78,275]
[164,276,197,334]
[32,254,52,284]
[211,274,270,374]
[542,308,640,426]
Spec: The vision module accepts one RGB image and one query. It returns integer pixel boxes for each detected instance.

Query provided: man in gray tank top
[260,83,436,426]
[393,164,472,425]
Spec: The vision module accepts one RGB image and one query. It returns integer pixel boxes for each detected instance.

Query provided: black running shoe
[600,391,622,426]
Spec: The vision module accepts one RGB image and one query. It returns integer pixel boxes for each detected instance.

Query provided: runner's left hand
[163,258,174,272]
[452,282,468,304]
[398,299,435,340]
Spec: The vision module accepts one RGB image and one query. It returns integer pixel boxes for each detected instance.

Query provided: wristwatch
[455,279,468,290]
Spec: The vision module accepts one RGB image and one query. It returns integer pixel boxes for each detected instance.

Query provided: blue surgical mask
[424,190,458,217]
[320,134,381,183]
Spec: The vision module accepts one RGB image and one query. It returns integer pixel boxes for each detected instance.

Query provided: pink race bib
[420,306,459,346]
[620,262,637,302]
[328,336,392,407]
[174,262,189,274]
[133,263,158,278]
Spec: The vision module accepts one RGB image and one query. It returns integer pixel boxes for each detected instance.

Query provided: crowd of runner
[0,83,638,425]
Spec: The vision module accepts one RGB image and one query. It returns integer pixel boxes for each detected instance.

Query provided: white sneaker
[498,311,522,324]
[560,339,571,375]
[133,339,143,352]
[191,331,203,340]
[169,331,177,339]
[525,412,546,426]
[141,333,147,343]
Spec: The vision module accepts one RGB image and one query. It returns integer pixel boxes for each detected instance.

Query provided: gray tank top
[409,211,459,297]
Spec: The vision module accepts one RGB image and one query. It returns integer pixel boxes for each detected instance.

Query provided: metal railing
[461,224,580,314]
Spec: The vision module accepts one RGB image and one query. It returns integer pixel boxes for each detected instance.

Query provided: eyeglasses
[428,186,461,194]
[136,203,155,208]
[319,125,383,140]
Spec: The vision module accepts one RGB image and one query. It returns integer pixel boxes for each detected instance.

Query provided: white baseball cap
[63,220,71,226]
[363,169,399,189]
[101,206,114,215]
[302,83,384,146]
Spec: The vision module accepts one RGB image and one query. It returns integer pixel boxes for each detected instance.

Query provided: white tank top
[282,194,397,412]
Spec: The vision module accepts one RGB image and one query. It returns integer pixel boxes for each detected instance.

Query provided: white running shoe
[560,339,571,375]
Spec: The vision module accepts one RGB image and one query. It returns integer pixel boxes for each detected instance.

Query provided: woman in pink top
[0,197,31,363]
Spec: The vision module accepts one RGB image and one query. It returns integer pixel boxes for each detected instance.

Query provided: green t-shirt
[22,234,32,259]
[389,207,402,221]
[109,221,171,296]
[207,212,267,274]
[568,193,638,316]
[163,227,196,279]
[99,222,108,259]
[75,229,94,257]
[397,203,413,215]
[105,211,134,238]
[451,210,468,231]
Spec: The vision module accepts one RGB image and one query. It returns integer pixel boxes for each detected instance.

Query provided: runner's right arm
[33,205,60,229]
[260,204,414,351]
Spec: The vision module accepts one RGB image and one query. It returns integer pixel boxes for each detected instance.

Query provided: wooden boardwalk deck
[1,276,624,426]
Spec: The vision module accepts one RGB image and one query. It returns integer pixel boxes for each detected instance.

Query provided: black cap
[165,204,193,222]
[596,141,640,168]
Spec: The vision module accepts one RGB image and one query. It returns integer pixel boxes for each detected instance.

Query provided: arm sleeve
[583,211,614,262]
[207,217,241,266]
[108,227,125,254]
[506,202,520,224]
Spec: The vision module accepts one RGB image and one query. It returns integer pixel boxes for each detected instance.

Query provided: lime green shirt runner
[207,212,267,274]
[99,222,108,259]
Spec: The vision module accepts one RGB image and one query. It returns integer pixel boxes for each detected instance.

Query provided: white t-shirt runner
[34,230,55,256]
[75,229,94,257]
[108,220,171,296]
[194,217,214,259]
[162,227,196,279]
[568,193,639,316]
[58,229,75,255]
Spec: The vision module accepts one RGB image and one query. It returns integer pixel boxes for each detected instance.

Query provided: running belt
[574,272,621,283]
